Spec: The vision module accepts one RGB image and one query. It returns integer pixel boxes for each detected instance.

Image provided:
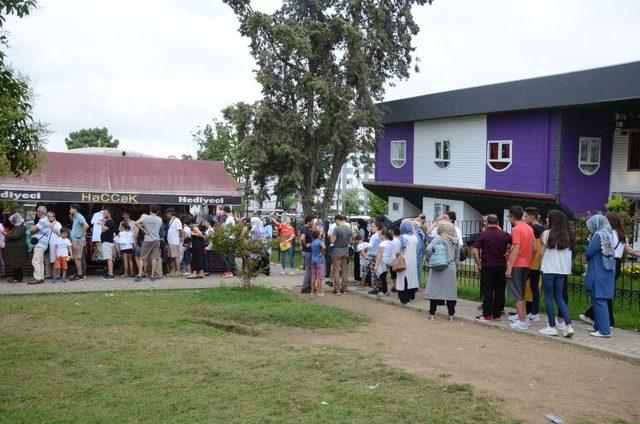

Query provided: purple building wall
[485,110,558,194]
[376,122,414,183]
[559,109,612,214]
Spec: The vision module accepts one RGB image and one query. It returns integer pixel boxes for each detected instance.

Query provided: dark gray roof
[380,61,640,124]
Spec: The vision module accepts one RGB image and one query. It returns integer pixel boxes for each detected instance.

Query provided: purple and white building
[365,61,640,223]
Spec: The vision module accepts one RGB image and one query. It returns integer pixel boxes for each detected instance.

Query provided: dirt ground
[277,292,640,424]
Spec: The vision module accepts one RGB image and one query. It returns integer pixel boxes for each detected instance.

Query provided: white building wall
[413,115,487,189]
[388,196,420,221]
[421,196,483,238]
[609,130,640,195]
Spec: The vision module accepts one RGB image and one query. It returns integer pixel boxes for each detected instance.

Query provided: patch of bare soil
[277,293,640,424]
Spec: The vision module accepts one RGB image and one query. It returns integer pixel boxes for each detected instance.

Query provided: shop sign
[0,190,240,205]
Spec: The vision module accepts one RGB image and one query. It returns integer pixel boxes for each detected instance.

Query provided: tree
[223,0,431,218]
[181,154,194,160]
[366,191,388,217]
[342,187,362,216]
[0,1,47,179]
[65,127,119,149]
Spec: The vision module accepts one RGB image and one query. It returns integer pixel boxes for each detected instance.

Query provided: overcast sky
[6,0,640,158]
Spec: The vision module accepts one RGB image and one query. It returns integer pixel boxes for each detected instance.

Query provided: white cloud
[5,0,640,158]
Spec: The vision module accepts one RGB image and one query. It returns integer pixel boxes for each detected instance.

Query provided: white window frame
[434,139,451,169]
[433,203,451,221]
[578,137,601,176]
[390,140,406,169]
[487,140,513,172]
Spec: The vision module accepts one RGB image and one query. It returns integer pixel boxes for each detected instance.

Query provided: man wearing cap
[166,208,182,277]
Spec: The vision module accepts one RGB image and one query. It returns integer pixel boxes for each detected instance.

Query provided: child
[52,228,72,283]
[310,229,325,296]
[373,230,395,296]
[354,235,370,291]
[118,223,134,277]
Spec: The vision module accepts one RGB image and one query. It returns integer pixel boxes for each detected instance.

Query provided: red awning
[0,152,241,205]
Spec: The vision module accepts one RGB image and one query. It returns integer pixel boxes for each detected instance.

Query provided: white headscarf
[9,213,24,226]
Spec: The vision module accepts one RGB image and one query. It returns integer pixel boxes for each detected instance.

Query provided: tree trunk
[301,163,316,216]
[319,152,347,220]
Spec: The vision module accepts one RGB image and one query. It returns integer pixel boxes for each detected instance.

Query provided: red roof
[1,151,240,197]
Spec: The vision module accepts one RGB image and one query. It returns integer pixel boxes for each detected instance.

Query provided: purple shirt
[473,227,512,268]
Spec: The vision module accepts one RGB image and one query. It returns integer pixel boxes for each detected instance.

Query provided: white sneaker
[280,271,286,275]
[527,314,541,323]
[556,321,567,331]
[579,314,594,325]
[509,320,530,330]
[563,325,575,338]
[538,326,558,336]
[508,314,519,322]
[590,331,611,338]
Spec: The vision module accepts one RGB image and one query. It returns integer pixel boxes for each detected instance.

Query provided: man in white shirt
[165,208,182,277]
[29,206,51,284]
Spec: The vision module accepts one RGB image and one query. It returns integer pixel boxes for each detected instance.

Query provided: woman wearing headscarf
[424,222,460,320]
[4,213,28,283]
[396,221,419,304]
[584,214,616,337]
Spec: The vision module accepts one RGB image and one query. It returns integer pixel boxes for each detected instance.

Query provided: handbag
[429,243,449,271]
[392,253,407,272]
[279,241,292,251]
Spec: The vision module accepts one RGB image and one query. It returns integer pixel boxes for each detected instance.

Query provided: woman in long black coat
[4,213,28,283]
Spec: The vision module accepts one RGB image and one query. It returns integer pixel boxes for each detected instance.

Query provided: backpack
[429,243,449,271]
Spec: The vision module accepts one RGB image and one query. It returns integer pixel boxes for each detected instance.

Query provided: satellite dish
[167,155,177,159]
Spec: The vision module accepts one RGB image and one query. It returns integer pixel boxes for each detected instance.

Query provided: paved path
[1,268,639,362]
[345,287,640,362]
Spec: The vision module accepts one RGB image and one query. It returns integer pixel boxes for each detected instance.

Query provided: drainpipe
[544,111,550,194]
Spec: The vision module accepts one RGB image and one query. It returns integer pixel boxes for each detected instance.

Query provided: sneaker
[527,314,541,323]
[556,321,567,331]
[538,326,558,336]
[428,314,436,320]
[579,314,594,325]
[368,290,380,296]
[475,315,491,323]
[300,288,312,294]
[102,275,115,281]
[222,272,233,279]
[355,287,365,291]
[509,320,530,330]
[590,331,611,338]
[280,271,286,276]
[62,278,68,284]
[51,277,57,284]
[508,314,519,322]
[134,275,143,282]
[563,325,575,338]
[377,292,388,297]
[149,276,156,282]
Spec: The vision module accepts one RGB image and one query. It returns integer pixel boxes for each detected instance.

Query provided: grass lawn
[0,287,510,423]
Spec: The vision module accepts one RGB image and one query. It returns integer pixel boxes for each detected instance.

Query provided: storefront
[1,151,241,276]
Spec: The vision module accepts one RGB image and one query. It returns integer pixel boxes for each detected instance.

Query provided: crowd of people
[1,202,639,340]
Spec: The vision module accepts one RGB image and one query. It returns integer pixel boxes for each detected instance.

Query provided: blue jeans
[416,253,424,284]
[542,273,571,327]
[590,291,611,335]
[280,247,294,269]
[302,251,312,290]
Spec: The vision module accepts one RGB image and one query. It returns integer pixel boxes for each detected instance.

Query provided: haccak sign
[0,190,240,205]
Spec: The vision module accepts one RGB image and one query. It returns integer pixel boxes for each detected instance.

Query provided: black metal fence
[426,220,640,312]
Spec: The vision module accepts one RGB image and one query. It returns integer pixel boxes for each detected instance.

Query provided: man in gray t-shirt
[135,205,163,282]
[330,214,352,294]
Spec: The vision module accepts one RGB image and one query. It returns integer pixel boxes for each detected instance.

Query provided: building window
[434,140,451,169]
[434,203,451,220]
[628,132,640,171]
[390,140,406,168]
[578,137,601,175]
[392,202,399,211]
[487,140,512,172]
